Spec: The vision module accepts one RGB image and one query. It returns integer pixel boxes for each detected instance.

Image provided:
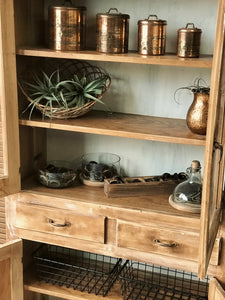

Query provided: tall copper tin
[96,8,130,54]
[48,2,86,51]
[177,23,202,58]
[138,15,167,55]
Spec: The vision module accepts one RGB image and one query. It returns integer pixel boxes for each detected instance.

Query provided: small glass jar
[80,152,120,187]
[169,160,202,213]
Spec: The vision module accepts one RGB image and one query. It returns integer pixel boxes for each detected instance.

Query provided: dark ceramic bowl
[38,161,76,188]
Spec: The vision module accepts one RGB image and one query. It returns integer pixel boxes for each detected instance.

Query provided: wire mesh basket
[119,261,209,300]
[33,244,122,297]
[18,58,111,119]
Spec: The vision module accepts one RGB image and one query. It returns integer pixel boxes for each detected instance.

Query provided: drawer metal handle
[48,218,71,228]
[154,239,178,248]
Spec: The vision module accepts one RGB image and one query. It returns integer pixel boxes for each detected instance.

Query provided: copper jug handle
[148,14,158,20]
[186,23,195,29]
[107,8,119,14]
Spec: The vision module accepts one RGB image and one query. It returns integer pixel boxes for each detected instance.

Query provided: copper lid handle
[107,8,119,14]
[148,14,158,20]
[63,0,73,6]
[186,23,195,29]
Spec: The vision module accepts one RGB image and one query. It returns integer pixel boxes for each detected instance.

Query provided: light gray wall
[46,0,217,176]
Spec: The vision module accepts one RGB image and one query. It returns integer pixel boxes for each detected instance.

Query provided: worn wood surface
[199,0,225,279]
[0,0,20,196]
[16,202,106,244]
[209,278,225,299]
[16,48,213,68]
[0,239,23,300]
[19,111,206,146]
[19,179,201,230]
[104,177,179,198]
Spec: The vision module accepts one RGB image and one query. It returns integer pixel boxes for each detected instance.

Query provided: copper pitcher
[186,92,209,135]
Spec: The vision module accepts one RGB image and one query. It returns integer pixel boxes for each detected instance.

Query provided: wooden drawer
[117,220,199,261]
[16,202,105,244]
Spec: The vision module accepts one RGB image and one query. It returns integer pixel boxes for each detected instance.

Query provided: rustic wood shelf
[16,47,213,68]
[21,177,200,230]
[24,274,123,300]
[19,110,206,146]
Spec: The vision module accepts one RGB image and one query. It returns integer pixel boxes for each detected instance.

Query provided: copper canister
[48,1,86,51]
[138,15,167,55]
[96,8,130,53]
[177,23,202,58]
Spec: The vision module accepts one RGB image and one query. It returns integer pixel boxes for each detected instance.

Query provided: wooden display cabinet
[1,0,225,299]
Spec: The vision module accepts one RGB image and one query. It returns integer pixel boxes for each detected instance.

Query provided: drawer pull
[48,218,71,228]
[154,239,178,248]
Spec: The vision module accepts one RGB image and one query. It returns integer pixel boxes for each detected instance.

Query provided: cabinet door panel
[0,0,20,195]
[16,202,106,243]
[209,278,225,299]
[0,0,20,243]
[0,239,23,300]
[199,0,225,279]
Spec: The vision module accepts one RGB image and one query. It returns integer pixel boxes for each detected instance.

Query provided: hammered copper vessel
[48,1,86,51]
[96,8,130,53]
[138,15,167,55]
[177,23,202,58]
[186,92,209,135]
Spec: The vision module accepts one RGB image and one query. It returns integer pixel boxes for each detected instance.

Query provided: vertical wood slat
[0,196,5,244]
[198,0,225,279]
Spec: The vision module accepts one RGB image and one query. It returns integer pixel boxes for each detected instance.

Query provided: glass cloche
[169,160,202,214]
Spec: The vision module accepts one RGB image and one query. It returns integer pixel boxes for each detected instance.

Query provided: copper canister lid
[178,23,202,33]
[49,6,86,11]
[97,8,130,19]
[138,15,167,26]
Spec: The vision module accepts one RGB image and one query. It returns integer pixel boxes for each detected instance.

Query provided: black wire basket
[119,261,209,300]
[33,244,122,297]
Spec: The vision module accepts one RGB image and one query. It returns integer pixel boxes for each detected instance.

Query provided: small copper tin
[48,1,86,51]
[177,23,202,58]
[96,8,130,54]
[138,15,167,56]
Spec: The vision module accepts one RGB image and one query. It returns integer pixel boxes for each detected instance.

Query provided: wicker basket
[18,59,111,119]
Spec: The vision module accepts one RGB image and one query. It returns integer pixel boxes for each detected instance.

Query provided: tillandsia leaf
[60,91,68,109]
[70,80,84,90]
[56,68,60,84]
[51,93,62,107]
[73,74,80,83]
[84,76,107,93]
[84,92,105,106]
[80,76,87,87]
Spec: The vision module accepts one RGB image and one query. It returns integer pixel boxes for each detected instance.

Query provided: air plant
[21,69,109,119]
[174,78,210,104]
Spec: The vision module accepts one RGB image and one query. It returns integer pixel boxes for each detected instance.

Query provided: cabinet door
[0,239,23,300]
[209,278,225,300]
[0,0,20,194]
[0,0,20,242]
[199,0,225,279]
